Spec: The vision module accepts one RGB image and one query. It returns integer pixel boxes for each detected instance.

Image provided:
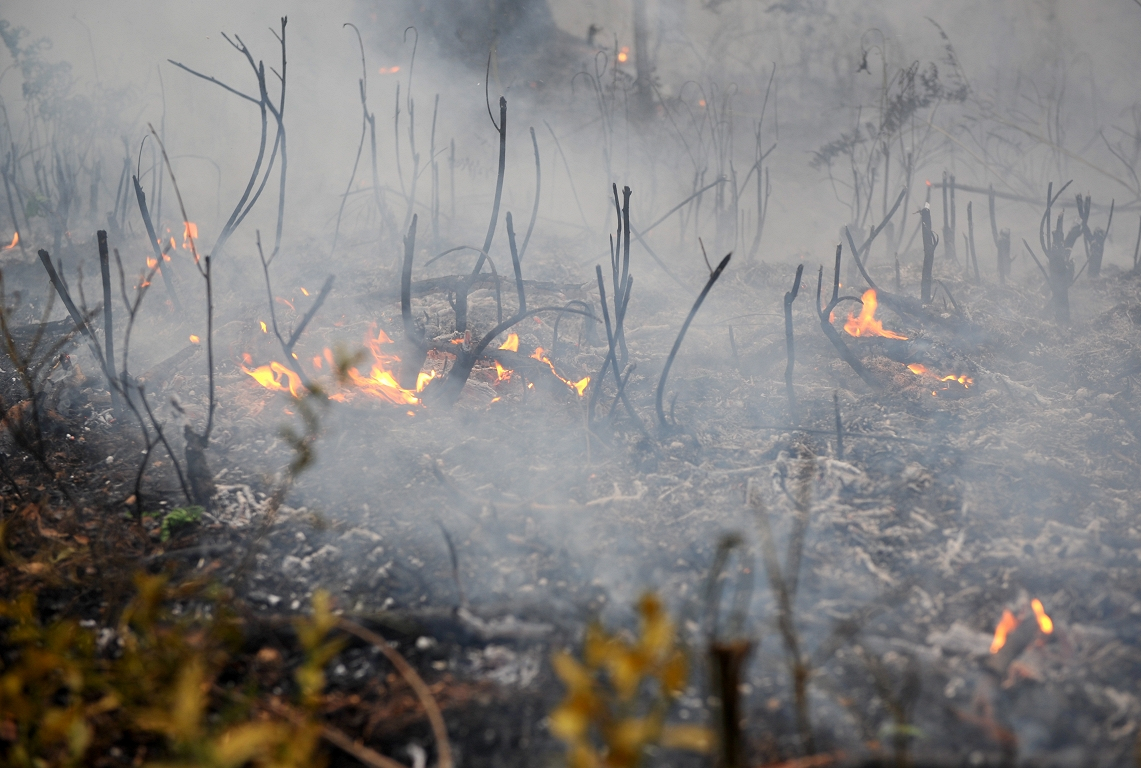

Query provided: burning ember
[617,47,629,63]
[844,289,907,339]
[189,335,200,344]
[990,600,1054,653]
[182,221,198,250]
[2,232,17,250]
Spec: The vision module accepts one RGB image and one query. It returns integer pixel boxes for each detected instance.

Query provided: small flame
[275,296,295,312]
[845,289,907,339]
[182,221,198,249]
[343,325,434,404]
[146,257,159,270]
[169,236,177,251]
[243,361,303,398]
[300,287,310,297]
[378,66,401,74]
[617,47,629,63]
[498,333,519,352]
[907,363,927,375]
[189,335,200,344]
[2,232,18,250]
[260,321,268,333]
[530,346,589,397]
[907,363,974,389]
[495,361,512,382]
[990,609,1019,654]
[990,600,1053,654]
[1031,599,1053,634]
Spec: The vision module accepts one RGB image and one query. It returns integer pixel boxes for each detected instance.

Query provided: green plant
[150,506,204,542]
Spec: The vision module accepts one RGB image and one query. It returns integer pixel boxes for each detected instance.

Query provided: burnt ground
[4,222,1141,767]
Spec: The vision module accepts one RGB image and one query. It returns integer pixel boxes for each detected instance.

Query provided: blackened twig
[132,175,182,312]
[919,204,937,303]
[519,127,540,262]
[833,392,844,460]
[816,246,878,389]
[97,231,119,412]
[783,264,804,424]
[656,253,732,429]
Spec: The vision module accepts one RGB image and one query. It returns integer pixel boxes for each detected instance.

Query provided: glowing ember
[146,257,159,270]
[2,232,18,250]
[844,289,907,339]
[182,221,198,249]
[990,608,1019,653]
[617,47,629,63]
[300,287,310,297]
[1032,599,1053,634]
[498,333,519,352]
[378,66,401,74]
[189,335,200,344]
[260,321,268,333]
[907,363,927,375]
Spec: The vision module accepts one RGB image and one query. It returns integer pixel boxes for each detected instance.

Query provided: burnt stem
[506,213,526,317]
[919,204,936,303]
[656,253,732,430]
[967,201,980,282]
[97,231,119,412]
[457,96,507,334]
[519,127,540,262]
[783,264,804,425]
[816,246,879,389]
[399,214,428,390]
[833,391,844,460]
[131,175,182,312]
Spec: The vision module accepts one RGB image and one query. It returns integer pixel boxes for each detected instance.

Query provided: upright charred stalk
[941,171,957,265]
[398,214,428,390]
[988,185,1012,285]
[919,204,937,303]
[456,96,507,334]
[783,264,804,424]
[97,231,119,412]
[966,201,980,282]
[656,253,731,430]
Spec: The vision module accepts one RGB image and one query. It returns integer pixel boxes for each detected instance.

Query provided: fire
[147,257,158,270]
[344,326,434,404]
[276,296,295,312]
[260,321,268,333]
[243,361,303,398]
[378,66,401,74]
[300,287,310,297]
[530,346,590,396]
[844,289,907,339]
[495,361,512,382]
[617,47,629,63]
[906,363,974,389]
[990,600,1054,653]
[990,609,1018,653]
[2,232,17,250]
[182,221,198,249]
[498,333,519,352]
[189,335,200,344]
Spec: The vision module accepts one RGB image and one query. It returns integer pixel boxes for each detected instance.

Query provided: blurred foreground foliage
[0,552,341,767]
[550,593,712,768]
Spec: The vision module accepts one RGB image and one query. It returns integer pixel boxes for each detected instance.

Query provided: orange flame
[845,289,907,339]
[990,600,1053,653]
[990,609,1019,653]
[182,221,198,249]
[530,346,590,396]
[378,66,401,74]
[906,363,973,389]
[147,257,159,270]
[2,232,17,250]
[617,47,629,63]
[498,333,519,352]
[243,361,303,398]
[260,321,268,333]
[275,296,295,312]
[1031,599,1053,634]
[343,325,434,404]
[189,335,200,344]
[495,361,512,382]
[300,287,310,297]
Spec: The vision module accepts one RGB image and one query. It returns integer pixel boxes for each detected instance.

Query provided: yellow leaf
[660,724,714,752]
[658,652,688,696]
[550,702,591,741]
[212,721,293,767]
[552,651,594,691]
[171,657,206,741]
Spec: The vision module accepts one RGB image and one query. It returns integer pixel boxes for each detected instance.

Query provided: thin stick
[833,392,844,460]
[919,204,936,303]
[783,264,803,424]
[519,127,540,261]
[337,618,454,768]
[132,175,182,312]
[656,253,732,429]
[96,231,119,412]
